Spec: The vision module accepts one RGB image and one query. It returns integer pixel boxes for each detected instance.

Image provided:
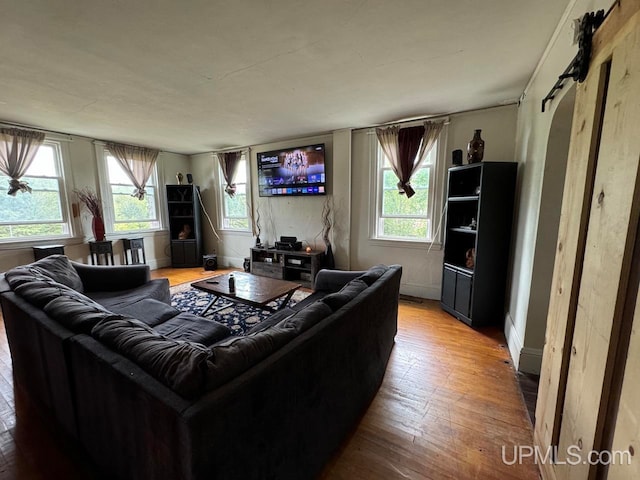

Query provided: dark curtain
[376,121,444,198]
[217,151,242,197]
[396,125,425,197]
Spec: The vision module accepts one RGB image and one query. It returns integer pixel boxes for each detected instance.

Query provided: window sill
[0,234,84,250]
[106,229,168,239]
[218,229,253,236]
[368,237,443,251]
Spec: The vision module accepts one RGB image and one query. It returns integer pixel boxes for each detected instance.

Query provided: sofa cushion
[32,255,84,293]
[12,277,78,309]
[44,291,113,333]
[86,279,170,309]
[321,279,368,312]
[4,266,50,290]
[280,301,332,333]
[206,325,298,390]
[109,298,181,328]
[357,264,389,286]
[91,316,213,399]
[5,256,83,294]
[246,308,296,335]
[154,313,231,345]
[291,290,327,311]
[204,301,332,390]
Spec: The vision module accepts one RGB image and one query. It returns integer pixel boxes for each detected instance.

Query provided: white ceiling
[0,0,571,154]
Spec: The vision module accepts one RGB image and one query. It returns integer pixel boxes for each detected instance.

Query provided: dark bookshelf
[166,184,202,267]
[440,162,517,327]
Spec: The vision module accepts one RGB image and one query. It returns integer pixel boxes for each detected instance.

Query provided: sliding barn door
[535,1,640,480]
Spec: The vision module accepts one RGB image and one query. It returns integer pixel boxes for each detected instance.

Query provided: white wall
[193,104,517,293]
[188,152,220,263]
[192,134,340,269]
[505,0,610,373]
[350,105,518,299]
[0,133,189,272]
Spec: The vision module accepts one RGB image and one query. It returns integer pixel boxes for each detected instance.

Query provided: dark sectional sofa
[0,255,402,480]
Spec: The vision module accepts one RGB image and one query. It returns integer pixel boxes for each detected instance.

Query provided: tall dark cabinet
[440,162,517,327]
[166,184,202,267]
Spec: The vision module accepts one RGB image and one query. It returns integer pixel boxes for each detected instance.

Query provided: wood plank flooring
[0,267,540,479]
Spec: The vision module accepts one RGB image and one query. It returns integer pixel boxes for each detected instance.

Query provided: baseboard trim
[504,311,524,370]
[400,282,440,300]
[504,312,543,374]
[519,347,543,375]
[149,257,171,271]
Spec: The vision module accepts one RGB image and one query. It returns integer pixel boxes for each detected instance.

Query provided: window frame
[369,121,448,246]
[0,138,75,244]
[95,142,165,235]
[216,152,252,233]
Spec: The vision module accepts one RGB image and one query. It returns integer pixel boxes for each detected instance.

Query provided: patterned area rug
[170,282,310,336]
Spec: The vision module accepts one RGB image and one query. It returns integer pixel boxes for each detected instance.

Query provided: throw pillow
[357,264,388,286]
[280,301,332,333]
[321,278,368,312]
[31,255,84,293]
[246,308,296,335]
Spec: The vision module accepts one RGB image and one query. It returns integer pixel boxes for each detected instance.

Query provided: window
[0,141,71,241]
[219,155,250,231]
[374,137,440,242]
[101,150,161,232]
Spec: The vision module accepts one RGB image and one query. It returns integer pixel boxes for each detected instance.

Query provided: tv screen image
[257,143,326,197]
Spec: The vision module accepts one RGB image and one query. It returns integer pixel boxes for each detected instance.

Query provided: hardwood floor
[0,267,540,479]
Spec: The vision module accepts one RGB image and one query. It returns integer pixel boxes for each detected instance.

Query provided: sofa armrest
[71,262,151,292]
[0,274,10,294]
[313,269,366,293]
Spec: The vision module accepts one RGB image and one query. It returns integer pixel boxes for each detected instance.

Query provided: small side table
[122,238,146,265]
[89,241,115,265]
[33,244,65,261]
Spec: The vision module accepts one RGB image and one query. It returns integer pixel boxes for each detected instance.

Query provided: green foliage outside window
[380,167,431,239]
[0,175,67,239]
[111,185,159,232]
[224,192,249,229]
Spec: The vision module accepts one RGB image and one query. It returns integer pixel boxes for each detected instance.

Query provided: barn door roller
[541,9,607,112]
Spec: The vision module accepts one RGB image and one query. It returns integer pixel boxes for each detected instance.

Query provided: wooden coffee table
[191,272,301,316]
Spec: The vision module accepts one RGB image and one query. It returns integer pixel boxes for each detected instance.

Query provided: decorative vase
[467,129,485,164]
[176,172,184,185]
[92,216,106,242]
[324,243,335,269]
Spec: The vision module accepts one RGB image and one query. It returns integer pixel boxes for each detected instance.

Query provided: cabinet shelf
[448,195,479,202]
[443,262,474,275]
[286,265,312,272]
[441,163,517,327]
[449,227,477,234]
[250,247,324,288]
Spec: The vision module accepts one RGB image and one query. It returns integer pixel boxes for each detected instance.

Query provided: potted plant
[74,187,105,241]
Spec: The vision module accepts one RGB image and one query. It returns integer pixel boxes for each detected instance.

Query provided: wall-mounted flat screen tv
[257,143,326,197]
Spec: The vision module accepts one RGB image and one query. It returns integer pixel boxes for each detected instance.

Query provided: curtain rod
[352,102,517,134]
[0,120,73,140]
